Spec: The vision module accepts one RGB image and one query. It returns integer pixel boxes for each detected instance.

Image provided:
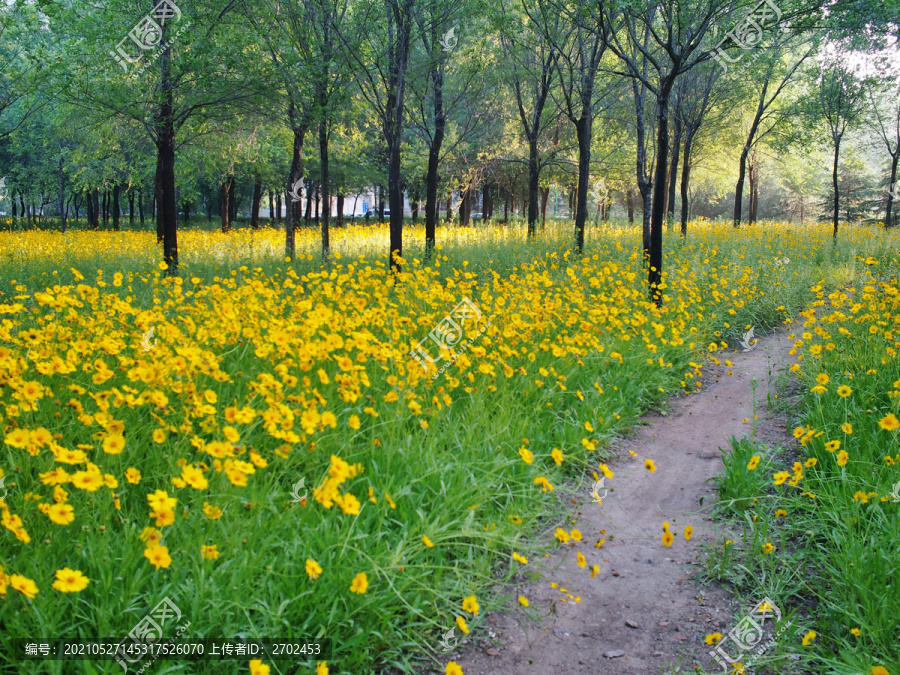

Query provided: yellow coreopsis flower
[350,572,368,594]
[462,595,480,614]
[52,568,89,593]
[305,559,323,580]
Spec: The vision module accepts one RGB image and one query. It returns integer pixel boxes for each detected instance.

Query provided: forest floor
[444,328,797,675]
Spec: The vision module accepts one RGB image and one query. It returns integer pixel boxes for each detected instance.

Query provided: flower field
[1,220,897,674]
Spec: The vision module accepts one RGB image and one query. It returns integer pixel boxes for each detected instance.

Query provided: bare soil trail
[446,329,797,675]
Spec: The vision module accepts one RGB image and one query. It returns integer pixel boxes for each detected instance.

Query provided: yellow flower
[512,552,528,564]
[775,509,787,517]
[71,471,103,491]
[518,595,529,607]
[816,373,829,385]
[879,413,900,431]
[10,574,39,598]
[683,525,693,541]
[350,572,368,594]
[841,423,853,434]
[462,595,480,614]
[385,492,396,509]
[644,459,657,472]
[305,559,323,580]
[773,471,790,485]
[570,528,582,541]
[850,628,860,636]
[590,564,600,578]
[203,502,222,520]
[804,458,817,468]
[52,568,89,593]
[576,551,586,568]
[46,503,75,525]
[446,662,464,675]
[554,528,571,544]
[746,456,760,470]
[201,545,219,560]
[249,660,270,675]
[705,633,722,645]
[349,415,361,430]
[762,542,775,555]
[837,450,849,467]
[455,616,469,634]
[423,535,434,548]
[534,476,554,492]
[316,662,328,675]
[551,448,563,465]
[181,465,208,490]
[837,385,852,397]
[824,440,840,452]
[870,667,888,675]
[102,434,125,455]
[662,531,674,547]
[144,545,172,570]
[518,447,534,464]
[801,630,816,646]
[599,464,614,479]
[585,421,594,433]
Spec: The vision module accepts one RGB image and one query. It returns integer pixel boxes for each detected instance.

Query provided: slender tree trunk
[276,192,282,222]
[626,188,634,224]
[749,160,759,224]
[58,159,66,234]
[250,175,262,230]
[337,194,344,225]
[319,121,330,259]
[527,139,540,237]
[681,131,695,237]
[667,113,682,228]
[139,188,144,228]
[129,188,135,226]
[633,81,652,258]
[221,178,231,233]
[649,84,674,306]
[112,184,121,231]
[832,137,841,240]
[541,186,549,228]
[229,179,237,225]
[734,144,750,228]
[155,19,178,273]
[92,189,100,230]
[574,105,592,253]
[102,190,109,226]
[183,200,190,223]
[886,154,898,228]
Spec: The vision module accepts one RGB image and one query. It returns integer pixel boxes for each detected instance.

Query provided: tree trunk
[139,188,144,228]
[229,178,237,225]
[886,153,898,228]
[183,200,190,223]
[734,143,750,228]
[574,106,592,253]
[832,137,841,240]
[92,189,100,230]
[627,188,634,224]
[102,190,109,226]
[319,121,330,259]
[221,178,232,233]
[250,175,262,230]
[112,184,121,231]
[276,191,282,222]
[58,159,66,234]
[541,186,549,229]
[129,188,135,226]
[681,131,695,237]
[649,83,674,306]
[633,81,652,258]
[337,194,345,226]
[749,160,759,224]
[667,112,682,228]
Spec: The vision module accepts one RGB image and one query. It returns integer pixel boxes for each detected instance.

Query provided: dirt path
[447,329,796,675]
